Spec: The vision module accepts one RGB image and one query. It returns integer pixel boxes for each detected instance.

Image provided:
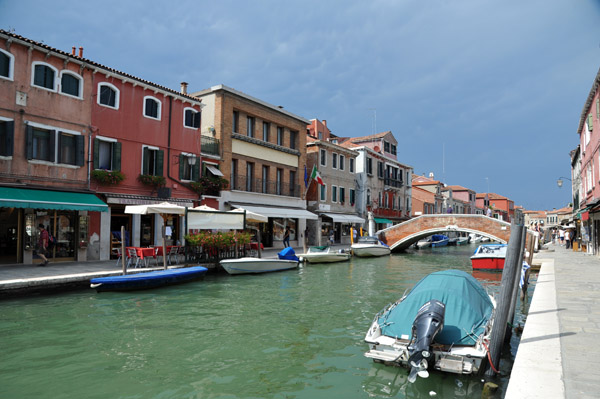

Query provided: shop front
[321,213,366,245]
[0,186,108,264]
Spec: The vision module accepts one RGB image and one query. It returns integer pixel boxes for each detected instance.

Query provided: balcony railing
[230,175,301,198]
[201,135,220,156]
[384,178,404,188]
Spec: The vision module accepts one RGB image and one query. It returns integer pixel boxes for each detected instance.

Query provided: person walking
[283,227,291,248]
[37,224,49,266]
[565,229,571,249]
[559,229,565,245]
[329,230,335,245]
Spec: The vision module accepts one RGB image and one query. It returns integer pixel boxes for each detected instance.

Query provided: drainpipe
[166,95,180,186]
[87,130,92,190]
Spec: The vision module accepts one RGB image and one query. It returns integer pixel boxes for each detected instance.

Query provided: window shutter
[589,114,594,131]
[113,142,121,171]
[93,138,99,169]
[179,154,185,179]
[142,147,150,175]
[194,111,201,128]
[75,135,85,166]
[5,121,13,156]
[26,125,33,159]
[48,131,56,162]
[193,160,200,181]
[157,149,164,176]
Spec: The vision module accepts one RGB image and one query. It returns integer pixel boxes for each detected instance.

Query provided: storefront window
[272,218,297,241]
[34,210,77,260]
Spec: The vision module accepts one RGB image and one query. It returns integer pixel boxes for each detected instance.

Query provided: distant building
[412,174,444,214]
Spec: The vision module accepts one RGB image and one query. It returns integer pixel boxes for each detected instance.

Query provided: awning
[322,213,365,224]
[187,209,245,230]
[104,193,194,207]
[374,217,393,224]
[231,203,318,220]
[0,186,108,212]
[206,165,224,177]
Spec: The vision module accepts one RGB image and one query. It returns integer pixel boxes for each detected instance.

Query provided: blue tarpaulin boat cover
[378,270,494,346]
[278,247,299,261]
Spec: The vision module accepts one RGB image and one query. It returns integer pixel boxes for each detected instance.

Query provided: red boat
[470,244,507,270]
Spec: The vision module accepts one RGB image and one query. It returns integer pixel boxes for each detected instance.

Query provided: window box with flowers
[91,170,125,185]
[138,174,166,188]
[188,176,229,196]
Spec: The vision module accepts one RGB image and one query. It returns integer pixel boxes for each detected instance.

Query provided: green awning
[374,217,393,224]
[0,187,108,212]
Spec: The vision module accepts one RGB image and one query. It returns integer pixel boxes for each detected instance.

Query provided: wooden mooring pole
[506,225,528,341]
[485,212,525,376]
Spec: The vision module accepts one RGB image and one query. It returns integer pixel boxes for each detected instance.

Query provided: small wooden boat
[470,244,507,270]
[351,236,391,257]
[90,266,208,292]
[220,258,298,274]
[298,246,351,263]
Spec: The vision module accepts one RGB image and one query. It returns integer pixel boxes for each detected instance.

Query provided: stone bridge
[378,214,533,252]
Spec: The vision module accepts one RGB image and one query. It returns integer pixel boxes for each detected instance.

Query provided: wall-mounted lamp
[557,176,571,188]
[188,155,197,166]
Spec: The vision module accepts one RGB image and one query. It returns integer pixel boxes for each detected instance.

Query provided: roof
[0,29,202,104]
[413,180,441,186]
[345,131,397,144]
[476,192,509,200]
[547,207,573,215]
[445,185,474,192]
[577,66,600,135]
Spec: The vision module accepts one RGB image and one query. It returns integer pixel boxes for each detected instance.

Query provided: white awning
[322,213,365,224]
[206,165,224,177]
[187,210,245,230]
[231,204,318,220]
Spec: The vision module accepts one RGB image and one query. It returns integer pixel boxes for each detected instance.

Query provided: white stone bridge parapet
[377,214,534,252]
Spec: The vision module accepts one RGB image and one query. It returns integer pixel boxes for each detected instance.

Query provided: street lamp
[557,176,571,188]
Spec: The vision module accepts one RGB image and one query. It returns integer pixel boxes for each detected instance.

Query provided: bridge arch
[377,215,515,252]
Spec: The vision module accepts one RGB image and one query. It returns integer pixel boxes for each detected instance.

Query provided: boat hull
[90,266,208,292]
[471,257,505,270]
[470,244,507,270]
[351,245,391,257]
[220,258,298,274]
[300,253,351,263]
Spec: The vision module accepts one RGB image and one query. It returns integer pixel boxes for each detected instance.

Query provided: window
[58,132,77,165]
[98,83,119,109]
[377,161,384,178]
[384,193,388,208]
[320,149,327,166]
[26,124,84,165]
[378,192,382,206]
[339,187,345,203]
[32,62,57,91]
[332,153,338,169]
[276,168,282,195]
[263,122,270,142]
[320,184,327,201]
[367,157,373,175]
[144,96,161,120]
[277,126,283,145]
[184,108,200,128]
[93,138,121,171]
[290,130,297,150]
[179,153,199,181]
[406,197,410,211]
[142,146,164,176]
[367,189,371,205]
[384,141,390,152]
[339,155,345,171]
[318,131,323,140]
[262,165,269,193]
[60,72,82,98]
[391,144,397,155]
[332,186,338,202]
[31,128,53,161]
[246,162,254,191]
[350,189,355,205]
[233,111,239,133]
[0,49,14,80]
[289,170,296,196]
[0,119,14,156]
[231,159,238,189]
[247,116,255,137]
[349,158,355,173]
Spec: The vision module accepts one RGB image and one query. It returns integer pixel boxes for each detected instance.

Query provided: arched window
[60,71,83,98]
[97,83,120,109]
[184,107,200,129]
[0,49,15,81]
[143,96,161,120]
[32,62,58,91]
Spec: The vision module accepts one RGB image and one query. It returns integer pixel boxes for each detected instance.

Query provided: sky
[2,0,600,211]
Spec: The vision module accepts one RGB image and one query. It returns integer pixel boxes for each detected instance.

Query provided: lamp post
[557,176,571,188]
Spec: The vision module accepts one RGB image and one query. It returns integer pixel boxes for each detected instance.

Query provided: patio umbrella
[192,204,218,211]
[228,207,268,258]
[125,202,186,270]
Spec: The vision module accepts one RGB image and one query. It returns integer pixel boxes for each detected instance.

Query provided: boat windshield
[476,245,505,255]
[357,236,379,244]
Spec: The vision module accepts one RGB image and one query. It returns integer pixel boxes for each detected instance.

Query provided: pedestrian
[565,229,571,249]
[37,224,49,266]
[352,227,358,243]
[486,207,492,217]
[283,227,290,248]
[559,229,565,245]
[329,230,335,245]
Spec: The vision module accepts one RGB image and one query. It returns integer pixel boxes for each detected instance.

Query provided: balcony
[384,177,404,188]
[201,135,220,156]
[230,175,301,198]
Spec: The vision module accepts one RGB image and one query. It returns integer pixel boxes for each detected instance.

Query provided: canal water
[0,244,533,399]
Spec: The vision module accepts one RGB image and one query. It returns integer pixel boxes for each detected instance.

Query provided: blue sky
[2,0,600,210]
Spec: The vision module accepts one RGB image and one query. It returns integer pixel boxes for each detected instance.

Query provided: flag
[304,165,308,188]
[310,165,324,186]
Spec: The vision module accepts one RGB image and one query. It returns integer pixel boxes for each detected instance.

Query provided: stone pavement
[506,242,600,399]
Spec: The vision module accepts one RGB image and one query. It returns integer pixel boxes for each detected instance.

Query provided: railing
[184,244,250,264]
[201,135,220,156]
[384,178,404,188]
[230,175,301,198]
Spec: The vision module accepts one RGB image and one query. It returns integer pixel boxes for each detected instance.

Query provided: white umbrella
[228,207,268,257]
[192,204,218,211]
[125,202,186,270]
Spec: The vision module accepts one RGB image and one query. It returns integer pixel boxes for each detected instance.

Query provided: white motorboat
[298,246,351,263]
[220,257,298,274]
[469,233,482,243]
[351,236,391,257]
[364,270,496,382]
[416,238,431,249]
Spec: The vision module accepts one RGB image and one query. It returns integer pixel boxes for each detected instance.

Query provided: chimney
[78,46,83,58]
[72,46,76,56]
[322,119,327,127]
[180,82,188,95]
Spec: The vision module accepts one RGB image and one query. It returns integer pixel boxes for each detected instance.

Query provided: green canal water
[0,245,533,399]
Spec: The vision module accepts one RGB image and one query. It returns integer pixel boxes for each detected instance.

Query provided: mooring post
[121,225,127,275]
[485,213,524,376]
[506,225,528,341]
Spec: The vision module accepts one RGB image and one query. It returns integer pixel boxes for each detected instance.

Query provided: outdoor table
[250,243,264,250]
[154,245,180,257]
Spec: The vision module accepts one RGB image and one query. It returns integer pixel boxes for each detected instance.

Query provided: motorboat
[469,234,482,244]
[298,246,351,263]
[430,234,449,248]
[456,236,469,245]
[416,238,431,249]
[470,244,507,270]
[351,236,391,257]
[364,270,496,382]
[90,266,208,292]
[220,247,299,275]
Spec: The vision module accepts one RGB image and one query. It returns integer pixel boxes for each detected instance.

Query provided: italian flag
[310,165,324,186]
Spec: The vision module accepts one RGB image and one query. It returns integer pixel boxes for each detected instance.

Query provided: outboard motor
[407,299,445,383]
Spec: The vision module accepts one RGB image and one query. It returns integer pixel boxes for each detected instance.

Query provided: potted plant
[187,177,228,196]
[91,169,125,185]
[138,174,166,187]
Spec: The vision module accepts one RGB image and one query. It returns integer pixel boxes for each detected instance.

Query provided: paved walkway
[506,243,600,399]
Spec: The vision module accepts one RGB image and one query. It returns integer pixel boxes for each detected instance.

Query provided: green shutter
[142,147,150,175]
[589,114,594,131]
[75,135,85,166]
[93,138,99,169]
[48,130,56,162]
[113,142,121,171]
[156,149,164,176]
[179,154,185,179]
[25,125,33,159]
[193,160,200,181]
[5,121,14,156]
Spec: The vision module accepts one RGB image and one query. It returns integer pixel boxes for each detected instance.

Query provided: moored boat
[430,234,449,247]
[470,244,507,270]
[351,236,391,257]
[90,266,208,292]
[220,247,299,275]
[416,238,431,249]
[298,246,351,263]
[364,270,496,382]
